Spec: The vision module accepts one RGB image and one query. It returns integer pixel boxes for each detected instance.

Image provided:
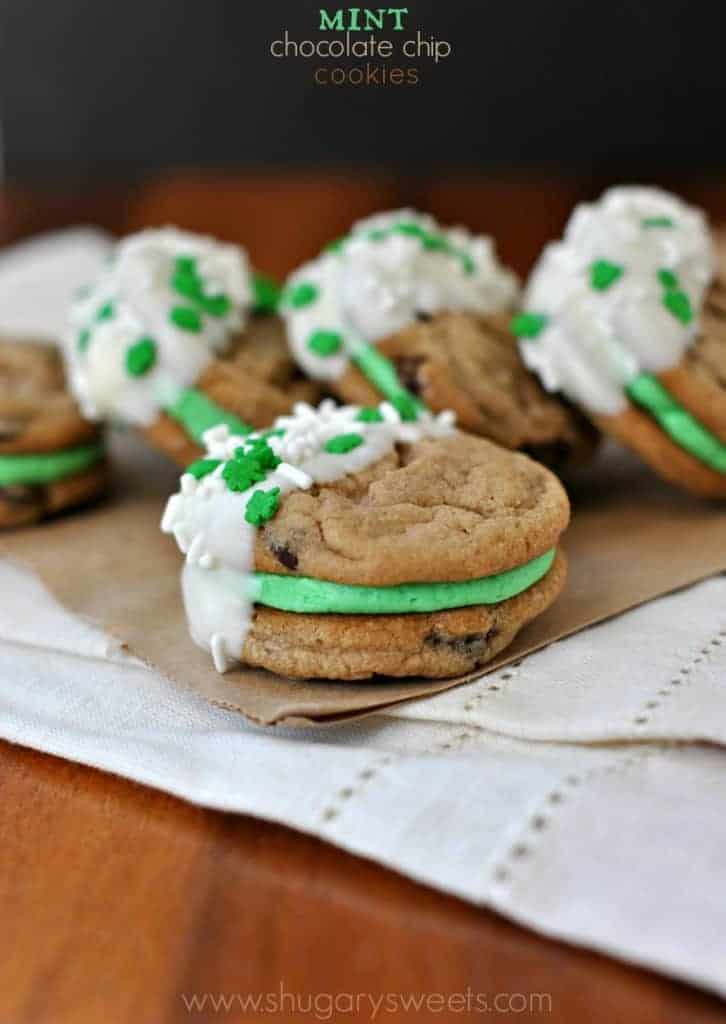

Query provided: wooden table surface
[1,173,725,1023]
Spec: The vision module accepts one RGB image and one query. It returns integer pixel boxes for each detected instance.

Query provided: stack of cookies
[5,188,723,684]
[0,339,107,528]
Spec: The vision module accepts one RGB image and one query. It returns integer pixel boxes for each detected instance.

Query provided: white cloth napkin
[2,231,726,998]
[0,227,111,341]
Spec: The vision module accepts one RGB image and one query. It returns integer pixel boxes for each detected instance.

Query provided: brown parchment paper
[2,434,725,727]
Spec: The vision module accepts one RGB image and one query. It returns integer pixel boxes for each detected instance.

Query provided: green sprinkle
[236,440,281,472]
[642,216,674,228]
[222,456,266,493]
[390,392,421,422]
[170,306,202,332]
[324,433,364,454]
[125,337,157,377]
[308,329,343,356]
[245,487,281,526]
[510,312,548,339]
[259,428,286,439]
[185,458,221,480]
[287,282,319,308]
[176,256,197,274]
[663,290,693,324]
[590,260,624,291]
[658,268,679,289]
[252,273,281,315]
[395,222,425,238]
[356,407,384,423]
[198,292,230,317]
[96,302,115,321]
[325,235,349,253]
[172,267,201,301]
[78,328,91,352]
[461,254,476,275]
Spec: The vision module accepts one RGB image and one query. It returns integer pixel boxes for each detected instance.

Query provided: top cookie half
[278,209,594,471]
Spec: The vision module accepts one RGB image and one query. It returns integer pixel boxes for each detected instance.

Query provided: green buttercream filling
[350,342,426,421]
[0,442,103,486]
[164,388,252,444]
[247,549,556,615]
[625,374,726,474]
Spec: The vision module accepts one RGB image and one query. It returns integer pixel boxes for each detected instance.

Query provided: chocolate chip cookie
[162,401,569,680]
[0,340,107,528]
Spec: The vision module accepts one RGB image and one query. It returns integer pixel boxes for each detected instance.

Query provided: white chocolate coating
[64,228,253,426]
[519,187,714,416]
[282,209,519,380]
[162,399,456,672]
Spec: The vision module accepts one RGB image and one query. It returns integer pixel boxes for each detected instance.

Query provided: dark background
[3,0,726,183]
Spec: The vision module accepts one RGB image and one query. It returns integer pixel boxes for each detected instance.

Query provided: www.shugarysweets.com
[270,7,452,86]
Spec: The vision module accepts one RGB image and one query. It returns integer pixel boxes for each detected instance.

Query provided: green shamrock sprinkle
[657,268,679,289]
[245,487,281,526]
[176,256,197,274]
[663,290,693,324]
[590,260,624,291]
[197,292,230,318]
[390,391,421,421]
[96,302,115,321]
[510,312,548,339]
[222,440,281,493]
[78,328,91,352]
[253,273,281,315]
[171,256,231,318]
[172,265,201,301]
[356,407,384,423]
[287,282,319,308]
[185,458,221,480]
[170,306,202,332]
[237,439,281,472]
[222,455,267,493]
[308,329,343,356]
[324,433,364,454]
[642,217,674,228]
[125,337,157,377]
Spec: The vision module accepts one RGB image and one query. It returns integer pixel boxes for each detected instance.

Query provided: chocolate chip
[270,542,298,571]
[425,626,498,655]
[393,355,425,397]
[415,310,432,322]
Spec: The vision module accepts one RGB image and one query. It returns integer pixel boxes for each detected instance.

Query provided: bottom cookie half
[239,549,567,680]
[0,462,108,529]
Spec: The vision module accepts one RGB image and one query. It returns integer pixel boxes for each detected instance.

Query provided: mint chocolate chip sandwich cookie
[0,339,106,528]
[64,228,321,468]
[514,186,726,498]
[280,209,596,472]
[161,400,569,680]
